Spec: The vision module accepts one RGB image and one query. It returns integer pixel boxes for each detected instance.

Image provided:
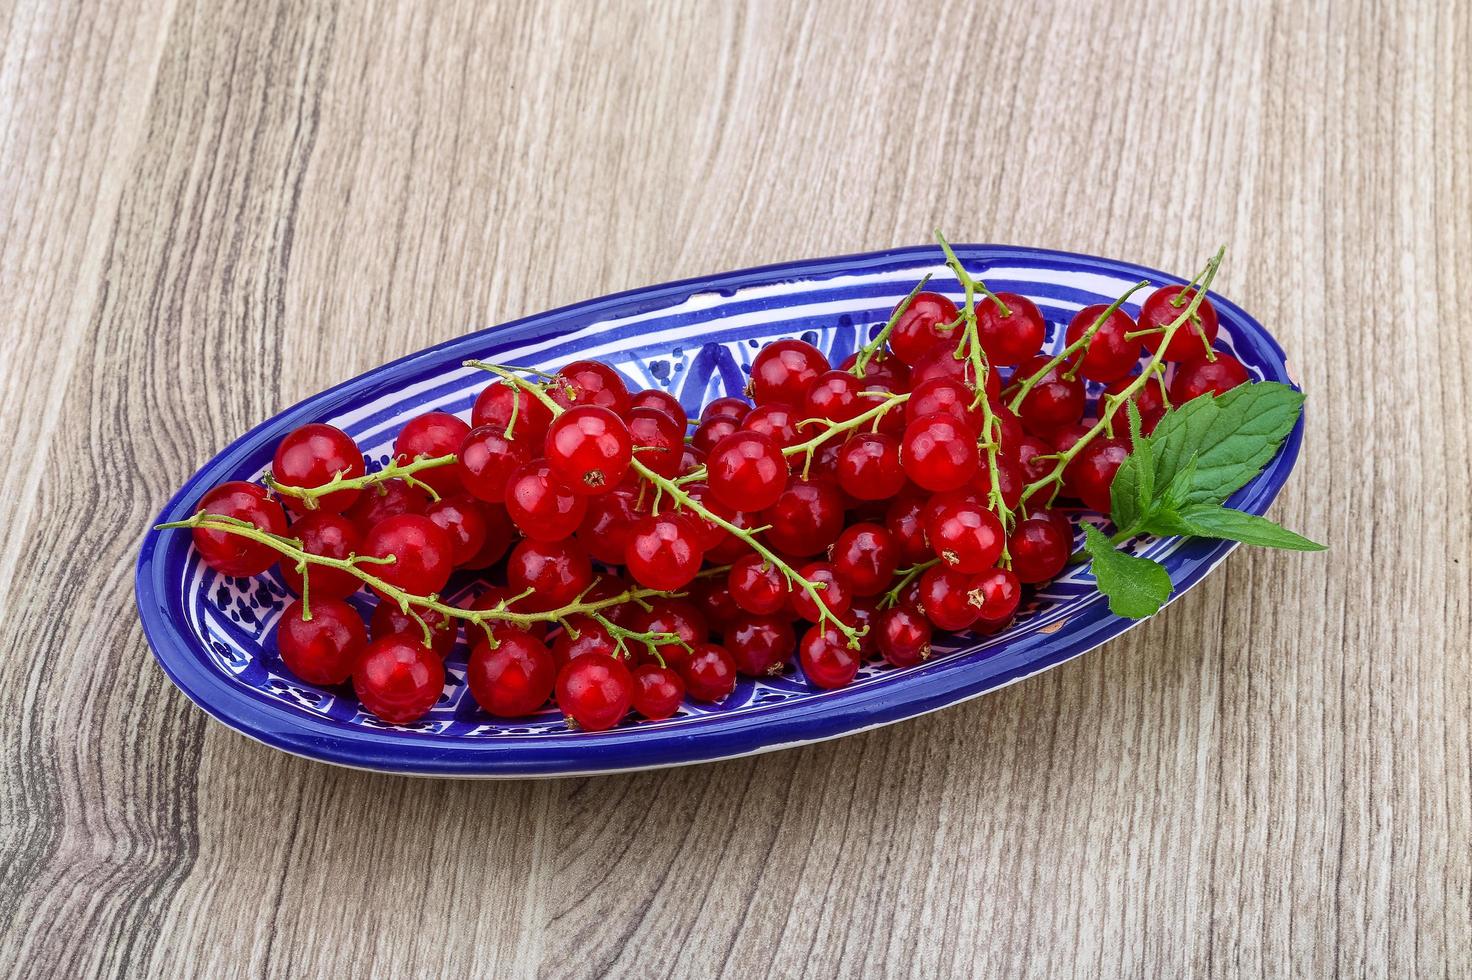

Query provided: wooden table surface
[3,1,1469,977]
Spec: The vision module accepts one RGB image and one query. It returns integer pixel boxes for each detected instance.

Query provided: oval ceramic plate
[135,245,1302,778]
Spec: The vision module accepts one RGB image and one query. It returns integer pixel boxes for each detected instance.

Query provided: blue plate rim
[134,243,1303,777]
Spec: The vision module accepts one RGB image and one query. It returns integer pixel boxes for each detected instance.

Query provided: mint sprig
[1087,380,1324,618]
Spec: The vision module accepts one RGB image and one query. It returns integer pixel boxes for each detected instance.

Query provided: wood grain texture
[1,0,1468,977]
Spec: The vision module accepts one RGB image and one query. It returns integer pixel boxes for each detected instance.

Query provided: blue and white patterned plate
[135,245,1303,777]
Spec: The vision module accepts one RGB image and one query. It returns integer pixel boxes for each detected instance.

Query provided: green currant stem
[1017,246,1226,509]
[628,458,865,649]
[464,360,570,414]
[880,559,939,610]
[935,237,1013,542]
[264,453,457,510]
[850,274,932,377]
[1006,279,1150,411]
[156,512,669,644]
[935,230,1010,316]
[589,614,687,668]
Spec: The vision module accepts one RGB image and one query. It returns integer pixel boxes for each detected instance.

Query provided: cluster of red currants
[183,271,1245,732]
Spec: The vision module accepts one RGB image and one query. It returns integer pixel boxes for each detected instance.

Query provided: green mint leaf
[1108,403,1154,531]
[1159,454,1199,512]
[1148,503,1326,551]
[1148,381,1304,507]
[1082,524,1174,618]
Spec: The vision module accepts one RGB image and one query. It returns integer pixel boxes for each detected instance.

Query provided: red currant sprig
[1016,246,1226,510]
[156,510,672,647]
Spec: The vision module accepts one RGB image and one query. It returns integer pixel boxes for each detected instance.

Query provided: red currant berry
[675,449,702,476]
[689,576,742,628]
[629,389,687,429]
[344,478,429,531]
[192,482,289,576]
[370,601,459,658]
[749,339,829,406]
[839,350,911,390]
[884,491,933,564]
[466,630,556,717]
[790,561,850,622]
[701,497,763,564]
[279,512,363,594]
[844,595,882,658]
[993,405,1025,456]
[463,503,514,569]
[278,511,362,598]
[901,413,980,492]
[457,425,532,504]
[1169,353,1249,403]
[727,614,796,677]
[976,293,1046,365]
[394,412,470,497]
[836,432,907,501]
[624,514,704,590]
[1015,356,1086,437]
[353,635,444,723]
[889,291,960,365]
[799,625,862,689]
[550,360,631,416]
[741,403,800,449]
[830,523,899,597]
[907,377,983,429]
[1050,422,1094,459]
[550,616,617,669]
[630,598,708,671]
[691,414,742,455]
[1022,504,1075,544]
[1065,304,1141,382]
[876,605,932,667]
[556,653,633,731]
[630,663,685,720]
[545,405,633,495]
[678,643,738,702]
[1138,286,1219,361]
[627,406,684,478]
[972,453,1025,510]
[1008,517,1071,584]
[1017,434,1055,483]
[577,486,644,564]
[276,598,367,685]
[504,460,586,541]
[1065,437,1131,513]
[762,477,845,556]
[1102,375,1168,434]
[472,380,554,439]
[701,396,752,423]
[728,553,790,615]
[926,497,1005,573]
[271,423,365,514]
[968,567,1021,623]
[706,430,788,512]
[908,347,1001,405]
[801,370,868,424]
[507,538,593,612]
[918,565,981,631]
[425,495,488,565]
[675,483,729,551]
[362,513,455,597]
